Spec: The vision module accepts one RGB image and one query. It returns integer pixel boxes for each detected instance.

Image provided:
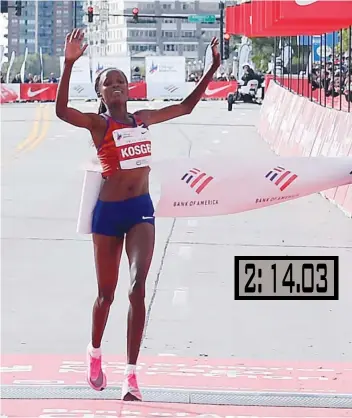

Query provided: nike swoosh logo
[295,0,318,5]
[142,216,154,220]
[27,87,49,97]
[128,85,137,90]
[205,85,231,95]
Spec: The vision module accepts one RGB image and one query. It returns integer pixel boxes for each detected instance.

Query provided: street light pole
[219,1,225,62]
[73,0,77,28]
[34,0,39,54]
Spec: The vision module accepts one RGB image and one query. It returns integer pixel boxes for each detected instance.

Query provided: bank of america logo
[74,85,84,93]
[181,168,214,194]
[95,63,104,74]
[165,85,178,93]
[265,166,298,191]
[149,62,158,74]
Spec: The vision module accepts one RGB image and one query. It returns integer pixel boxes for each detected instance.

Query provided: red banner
[226,0,352,36]
[267,0,352,35]
[202,81,238,99]
[20,83,58,101]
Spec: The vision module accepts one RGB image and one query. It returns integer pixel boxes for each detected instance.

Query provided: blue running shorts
[92,193,155,237]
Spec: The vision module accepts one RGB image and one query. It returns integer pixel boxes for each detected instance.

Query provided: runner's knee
[97,289,115,307]
[128,278,146,305]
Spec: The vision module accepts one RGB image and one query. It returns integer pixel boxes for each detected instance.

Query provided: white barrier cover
[60,55,91,82]
[60,55,91,99]
[92,56,131,83]
[152,156,352,217]
[77,170,103,234]
[145,56,186,84]
[147,81,193,100]
[69,83,96,100]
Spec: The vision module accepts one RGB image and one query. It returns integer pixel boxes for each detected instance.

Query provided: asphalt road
[1,99,352,363]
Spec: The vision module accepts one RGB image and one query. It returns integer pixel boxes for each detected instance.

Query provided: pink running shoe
[121,372,142,401]
[86,346,107,391]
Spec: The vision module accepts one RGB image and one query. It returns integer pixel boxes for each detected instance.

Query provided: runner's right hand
[64,29,88,63]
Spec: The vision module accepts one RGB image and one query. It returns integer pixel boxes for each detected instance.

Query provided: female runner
[56,28,220,401]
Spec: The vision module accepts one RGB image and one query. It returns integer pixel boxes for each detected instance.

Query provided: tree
[250,37,275,71]
[2,53,60,81]
[339,28,350,54]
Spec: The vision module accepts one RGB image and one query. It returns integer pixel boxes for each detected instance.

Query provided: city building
[84,0,221,62]
[7,0,85,56]
[0,13,8,64]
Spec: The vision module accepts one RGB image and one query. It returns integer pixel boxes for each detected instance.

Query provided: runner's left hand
[210,37,221,70]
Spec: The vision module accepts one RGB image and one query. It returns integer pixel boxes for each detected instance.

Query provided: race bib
[112,126,152,170]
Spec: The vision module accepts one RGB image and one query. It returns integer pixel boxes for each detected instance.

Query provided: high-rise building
[7,1,85,56]
[84,0,110,57]
[0,13,8,64]
[83,0,221,61]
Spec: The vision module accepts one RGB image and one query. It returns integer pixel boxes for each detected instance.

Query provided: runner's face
[99,70,128,106]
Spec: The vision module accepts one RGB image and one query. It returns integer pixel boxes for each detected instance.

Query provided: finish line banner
[152,156,352,218]
[77,156,351,233]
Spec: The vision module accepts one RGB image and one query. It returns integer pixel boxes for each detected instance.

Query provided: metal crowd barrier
[273,26,351,112]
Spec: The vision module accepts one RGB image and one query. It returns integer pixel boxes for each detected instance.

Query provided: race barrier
[259,80,352,217]
[265,75,352,112]
[0,80,238,104]
[0,84,20,103]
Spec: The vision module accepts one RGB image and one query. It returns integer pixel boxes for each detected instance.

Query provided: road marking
[3,399,347,418]
[2,355,352,394]
[1,105,51,167]
[16,105,44,151]
[27,106,51,151]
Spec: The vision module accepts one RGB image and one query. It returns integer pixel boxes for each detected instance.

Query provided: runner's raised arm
[134,37,220,126]
[56,29,97,131]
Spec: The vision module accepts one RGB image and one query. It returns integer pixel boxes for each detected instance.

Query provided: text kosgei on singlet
[112,126,152,170]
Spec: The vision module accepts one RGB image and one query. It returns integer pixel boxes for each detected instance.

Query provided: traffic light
[88,6,93,23]
[132,7,139,22]
[1,1,8,13]
[224,33,230,60]
[15,0,21,16]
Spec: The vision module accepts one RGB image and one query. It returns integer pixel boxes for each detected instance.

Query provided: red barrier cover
[128,82,147,100]
[265,75,352,112]
[0,84,19,103]
[7,81,235,102]
[202,81,238,99]
[20,83,58,101]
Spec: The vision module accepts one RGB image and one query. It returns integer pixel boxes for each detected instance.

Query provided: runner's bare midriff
[99,167,150,201]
